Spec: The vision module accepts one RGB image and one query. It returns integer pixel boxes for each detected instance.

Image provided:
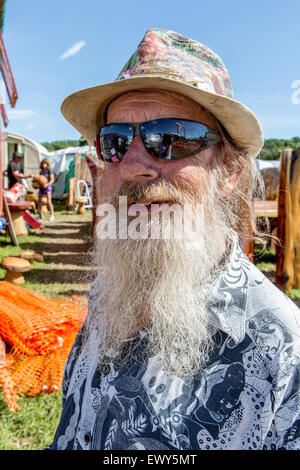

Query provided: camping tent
[1,131,49,191]
[48,145,96,199]
[256,159,281,171]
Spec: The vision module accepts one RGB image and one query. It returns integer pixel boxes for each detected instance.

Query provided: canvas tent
[1,131,49,191]
[48,145,96,199]
[256,159,281,171]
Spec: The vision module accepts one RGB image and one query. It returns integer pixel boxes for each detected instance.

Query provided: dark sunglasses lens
[140,118,219,160]
[99,124,134,162]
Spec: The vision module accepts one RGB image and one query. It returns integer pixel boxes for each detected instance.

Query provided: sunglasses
[95,118,221,162]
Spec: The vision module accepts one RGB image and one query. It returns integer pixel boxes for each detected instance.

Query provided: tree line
[41,135,88,152]
[41,136,300,160]
[259,137,300,160]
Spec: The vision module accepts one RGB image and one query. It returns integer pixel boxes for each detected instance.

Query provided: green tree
[41,140,80,152]
[258,137,300,160]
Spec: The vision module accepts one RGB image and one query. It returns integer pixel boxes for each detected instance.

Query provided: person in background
[6,151,33,189]
[37,158,55,222]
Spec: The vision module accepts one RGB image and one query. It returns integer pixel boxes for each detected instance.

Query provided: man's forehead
[109,89,205,110]
[107,89,218,127]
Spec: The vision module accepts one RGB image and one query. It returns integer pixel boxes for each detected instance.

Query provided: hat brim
[61,75,264,158]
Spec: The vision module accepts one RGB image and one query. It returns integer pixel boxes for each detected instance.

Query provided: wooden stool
[21,250,44,262]
[25,193,39,202]
[1,257,31,284]
[41,196,48,216]
[25,193,39,213]
[76,197,88,214]
[7,200,32,236]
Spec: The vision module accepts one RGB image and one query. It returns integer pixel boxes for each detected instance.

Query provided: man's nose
[119,136,160,182]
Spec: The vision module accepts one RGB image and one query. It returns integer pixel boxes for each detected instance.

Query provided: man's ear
[218,146,245,196]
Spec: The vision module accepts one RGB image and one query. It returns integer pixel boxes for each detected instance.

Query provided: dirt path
[24,210,97,299]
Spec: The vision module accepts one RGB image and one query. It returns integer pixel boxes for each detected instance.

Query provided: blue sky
[2,0,300,144]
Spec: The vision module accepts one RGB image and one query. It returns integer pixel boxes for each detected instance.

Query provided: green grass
[287,289,300,301]
[0,391,62,450]
[254,244,300,301]
[0,222,65,449]
[0,231,68,297]
[0,202,93,298]
[0,203,90,449]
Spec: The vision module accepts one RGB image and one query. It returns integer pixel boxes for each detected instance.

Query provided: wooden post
[67,177,75,210]
[238,199,255,263]
[2,196,18,246]
[240,236,254,263]
[276,148,300,291]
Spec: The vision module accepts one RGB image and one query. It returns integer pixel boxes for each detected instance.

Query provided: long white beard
[86,177,234,377]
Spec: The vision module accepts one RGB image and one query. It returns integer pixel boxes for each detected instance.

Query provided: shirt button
[102,364,110,375]
[84,433,92,444]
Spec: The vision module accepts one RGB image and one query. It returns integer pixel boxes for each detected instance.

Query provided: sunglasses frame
[95,118,221,162]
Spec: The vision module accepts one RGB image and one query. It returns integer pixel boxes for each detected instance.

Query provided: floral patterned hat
[61,28,264,158]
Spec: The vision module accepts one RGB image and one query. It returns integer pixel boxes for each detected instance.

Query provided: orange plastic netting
[0,281,87,411]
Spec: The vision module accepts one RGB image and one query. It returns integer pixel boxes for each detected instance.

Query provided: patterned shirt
[49,240,300,450]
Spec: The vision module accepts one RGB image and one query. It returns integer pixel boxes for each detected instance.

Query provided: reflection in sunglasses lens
[98,119,220,162]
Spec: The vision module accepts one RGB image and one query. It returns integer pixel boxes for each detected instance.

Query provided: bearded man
[49,29,300,451]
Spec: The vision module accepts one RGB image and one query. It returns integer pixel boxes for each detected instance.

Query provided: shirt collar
[207,236,250,344]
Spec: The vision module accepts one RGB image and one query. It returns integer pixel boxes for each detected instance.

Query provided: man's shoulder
[8,160,17,169]
[244,260,300,370]
[246,259,300,325]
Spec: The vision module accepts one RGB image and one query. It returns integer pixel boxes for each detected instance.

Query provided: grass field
[254,245,300,304]
[0,391,62,450]
[0,206,299,449]
[0,202,93,450]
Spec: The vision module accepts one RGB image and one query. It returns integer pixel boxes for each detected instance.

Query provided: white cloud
[7,109,37,119]
[59,41,86,61]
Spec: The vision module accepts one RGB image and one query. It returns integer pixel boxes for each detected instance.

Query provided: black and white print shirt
[49,240,300,450]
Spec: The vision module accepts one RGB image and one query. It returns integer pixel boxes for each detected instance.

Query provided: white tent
[48,145,96,175]
[1,131,49,191]
[48,145,97,199]
[256,159,281,171]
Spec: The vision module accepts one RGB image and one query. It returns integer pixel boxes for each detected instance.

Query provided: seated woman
[38,158,55,221]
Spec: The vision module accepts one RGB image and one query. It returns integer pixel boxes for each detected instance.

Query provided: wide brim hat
[61,28,264,159]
